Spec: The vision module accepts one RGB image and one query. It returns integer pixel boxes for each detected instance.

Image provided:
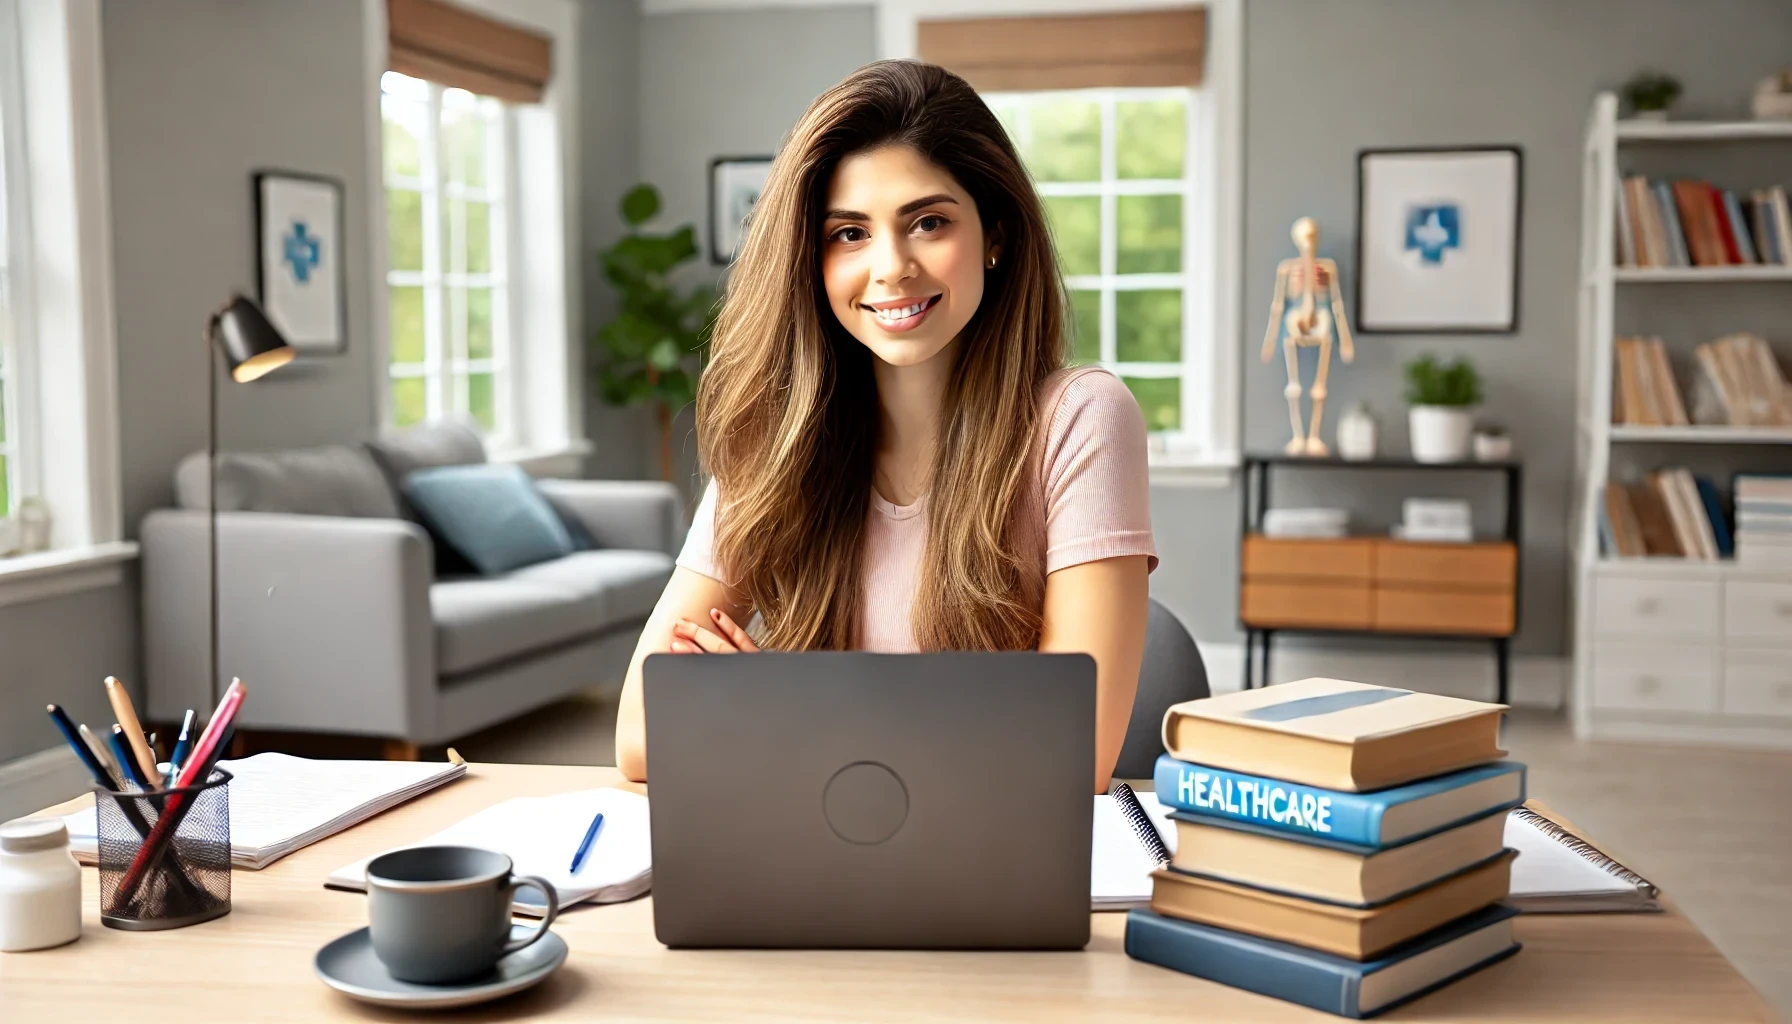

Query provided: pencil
[104,676,161,785]
[80,723,125,789]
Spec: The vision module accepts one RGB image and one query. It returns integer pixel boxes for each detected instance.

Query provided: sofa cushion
[431,551,674,676]
[173,445,400,518]
[506,550,675,623]
[366,419,489,575]
[404,464,574,575]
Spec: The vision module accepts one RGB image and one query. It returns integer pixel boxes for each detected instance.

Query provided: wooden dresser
[1237,455,1524,702]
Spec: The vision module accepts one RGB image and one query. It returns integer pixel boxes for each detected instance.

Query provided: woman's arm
[613,567,752,782]
[1038,554,1151,794]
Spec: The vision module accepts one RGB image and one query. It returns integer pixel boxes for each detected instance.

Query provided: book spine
[1665,181,1698,265]
[1153,757,1382,846]
[1647,181,1677,266]
[1724,191,1758,263]
[1125,910,1361,1018]
[1615,174,1636,267]
[1775,188,1792,266]
[1711,184,1742,264]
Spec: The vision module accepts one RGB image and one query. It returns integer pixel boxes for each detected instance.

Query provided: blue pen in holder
[95,768,233,930]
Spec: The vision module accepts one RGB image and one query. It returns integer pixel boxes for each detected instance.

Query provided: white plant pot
[1409,406,1475,463]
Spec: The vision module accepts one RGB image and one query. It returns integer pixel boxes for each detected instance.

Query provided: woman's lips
[866,294,941,333]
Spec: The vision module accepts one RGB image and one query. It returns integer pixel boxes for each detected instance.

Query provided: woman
[615,60,1156,793]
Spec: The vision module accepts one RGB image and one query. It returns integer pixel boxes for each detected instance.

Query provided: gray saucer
[314,924,568,1009]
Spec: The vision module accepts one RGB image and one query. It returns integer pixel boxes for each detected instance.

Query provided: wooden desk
[3,764,1775,1022]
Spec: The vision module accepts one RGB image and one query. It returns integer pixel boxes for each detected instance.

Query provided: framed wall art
[254,170,348,354]
[709,156,775,265]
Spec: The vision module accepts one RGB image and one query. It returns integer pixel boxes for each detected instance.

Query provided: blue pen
[166,709,196,784]
[569,811,605,874]
[110,725,152,790]
[45,705,117,789]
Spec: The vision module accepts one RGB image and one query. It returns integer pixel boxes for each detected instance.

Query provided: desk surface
[4,763,1775,1022]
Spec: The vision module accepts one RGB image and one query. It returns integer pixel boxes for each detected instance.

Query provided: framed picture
[709,156,775,265]
[254,170,347,355]
[1354,147,1522,333]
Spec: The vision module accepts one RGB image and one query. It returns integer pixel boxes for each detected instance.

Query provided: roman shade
[387,0,553,104]
[917,7,1205,92]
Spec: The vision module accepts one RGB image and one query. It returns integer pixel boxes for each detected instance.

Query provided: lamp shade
[214,295,295,383]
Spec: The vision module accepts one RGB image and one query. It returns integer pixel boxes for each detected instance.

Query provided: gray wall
[1185,0,1792,658]
[637,6,879,495]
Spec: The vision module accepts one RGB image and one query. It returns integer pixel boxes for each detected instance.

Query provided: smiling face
[820,145,995,369]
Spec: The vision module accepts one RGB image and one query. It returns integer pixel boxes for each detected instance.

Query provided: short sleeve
[675,479,726,582]
[1039,369,1158,574]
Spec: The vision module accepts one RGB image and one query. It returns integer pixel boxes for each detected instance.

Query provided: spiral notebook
[1506,804,1661,913]
[1091,782,1177,910]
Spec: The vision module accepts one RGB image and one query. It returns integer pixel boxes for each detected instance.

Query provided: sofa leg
[383,739,421,761]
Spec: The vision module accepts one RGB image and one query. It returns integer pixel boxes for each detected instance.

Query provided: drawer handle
[1635,675,1661,695]
[1635,597,1661,616]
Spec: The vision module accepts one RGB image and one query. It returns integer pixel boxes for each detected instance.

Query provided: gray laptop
[643,651,1094,950]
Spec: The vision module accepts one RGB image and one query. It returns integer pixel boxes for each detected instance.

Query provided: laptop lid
[644,651,1094,950]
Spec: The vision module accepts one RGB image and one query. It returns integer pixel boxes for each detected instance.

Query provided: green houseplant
[1623,71,1681,120]
[1404,355,1482,463]
[593,184,719,482]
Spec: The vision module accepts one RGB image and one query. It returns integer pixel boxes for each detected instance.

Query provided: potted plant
[592,184,720,483]
[1404,355,1482,463]
[1624,71,1681,121]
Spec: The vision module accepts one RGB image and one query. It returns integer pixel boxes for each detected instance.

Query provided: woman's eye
[914,215,946,233]
[830,226,867,243]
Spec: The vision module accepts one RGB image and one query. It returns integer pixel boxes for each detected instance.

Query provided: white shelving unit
[1571,93,1792,749]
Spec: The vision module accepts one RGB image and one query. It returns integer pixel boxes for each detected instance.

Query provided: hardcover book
[1170,809,1510,908]
[1125,903,1521,1019]
[1149,850,1515,960]
[1159,678,1507,793]
[1153,755,1525,847]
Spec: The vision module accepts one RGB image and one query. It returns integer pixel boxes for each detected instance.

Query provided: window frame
[0,0,36,518]
[382,73,516,443]
[879,0,1241,480]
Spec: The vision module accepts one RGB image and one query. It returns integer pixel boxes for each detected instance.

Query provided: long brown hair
[697,60,1066,651]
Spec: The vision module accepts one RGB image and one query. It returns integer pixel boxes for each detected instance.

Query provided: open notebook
[1506,805,1660,912]
[325,788,652,916]
[1092,783,1178,910]
[62,752,465,870]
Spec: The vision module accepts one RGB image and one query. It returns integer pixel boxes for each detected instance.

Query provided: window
[986,87,1208,442]
[0,0,30,519]
[381,70,512,439]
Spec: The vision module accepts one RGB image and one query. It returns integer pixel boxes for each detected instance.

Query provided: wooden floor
[458,699,1792,1017]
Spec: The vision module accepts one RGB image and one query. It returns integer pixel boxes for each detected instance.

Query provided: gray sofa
[141,422,681,749]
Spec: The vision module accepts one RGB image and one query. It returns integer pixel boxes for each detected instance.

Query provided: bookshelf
[1572,92,1792,750]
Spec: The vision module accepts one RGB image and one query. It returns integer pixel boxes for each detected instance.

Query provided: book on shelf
[1612,336,1689,427]
[1691,333,1792,427]
[1159,678,1507,794]
[1625,480,1682,557]
[1151,755,1526,849]
[1601,470,1735,561]
[1616,179,1791,268]
[1600,483,1647,557]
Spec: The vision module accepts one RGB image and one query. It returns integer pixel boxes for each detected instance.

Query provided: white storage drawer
[1723,652,1792,718]
[1592,643,1718,713]
[1724,582,1792,642]
[1593,576,1720,640]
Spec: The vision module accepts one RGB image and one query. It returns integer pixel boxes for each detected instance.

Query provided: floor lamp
[206,296,295,710]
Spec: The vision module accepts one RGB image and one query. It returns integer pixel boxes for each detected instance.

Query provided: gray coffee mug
[365,845,559,984]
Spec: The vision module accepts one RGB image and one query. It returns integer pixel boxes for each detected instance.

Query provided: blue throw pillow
[402,464,575,575]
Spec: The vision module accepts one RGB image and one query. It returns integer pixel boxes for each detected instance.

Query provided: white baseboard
[1199,641,1567,709]
[0,747,88,822]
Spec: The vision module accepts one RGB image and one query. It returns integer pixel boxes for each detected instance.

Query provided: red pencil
[112,679,246,906]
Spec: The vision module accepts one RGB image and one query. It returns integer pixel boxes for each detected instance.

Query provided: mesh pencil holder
[95,767,232,931]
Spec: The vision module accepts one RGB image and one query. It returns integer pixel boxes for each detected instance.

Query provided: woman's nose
[870,230,914,286]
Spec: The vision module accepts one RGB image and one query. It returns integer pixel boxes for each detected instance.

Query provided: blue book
[1125,904,1521,1019]
[1695,476,1733,557]
[1654,181,1689,266]
[1153,754,1525,849]
[1723,191,1758,263]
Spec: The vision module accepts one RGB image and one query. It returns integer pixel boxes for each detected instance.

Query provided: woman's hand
[669,608,760,654]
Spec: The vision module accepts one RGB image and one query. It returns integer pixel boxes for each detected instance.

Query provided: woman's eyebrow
[822,194,960,222]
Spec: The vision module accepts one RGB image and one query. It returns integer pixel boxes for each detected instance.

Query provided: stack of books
[1127,677,1526,1018]
[1612,336,1691,426]
[1691,333,1792,427]
[1616,177,1791,268]
[1392,498,1472,543]
[1735,475,1792,570]
[1599,471,1732,560]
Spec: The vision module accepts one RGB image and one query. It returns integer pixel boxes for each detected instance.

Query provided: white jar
[0,818,82,952]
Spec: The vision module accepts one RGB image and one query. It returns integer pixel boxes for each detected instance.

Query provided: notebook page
[63,753,463,863]
[326,788,652,913]
[1090,790,1178,909]
[1506,810,1632,896]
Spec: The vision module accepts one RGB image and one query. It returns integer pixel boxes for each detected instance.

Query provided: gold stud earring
[987,254,997,269]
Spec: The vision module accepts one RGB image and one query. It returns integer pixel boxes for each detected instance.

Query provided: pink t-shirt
[676,366,1157,651]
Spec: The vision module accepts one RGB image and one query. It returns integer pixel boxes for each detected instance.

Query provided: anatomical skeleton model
[1262,217,1355,455]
